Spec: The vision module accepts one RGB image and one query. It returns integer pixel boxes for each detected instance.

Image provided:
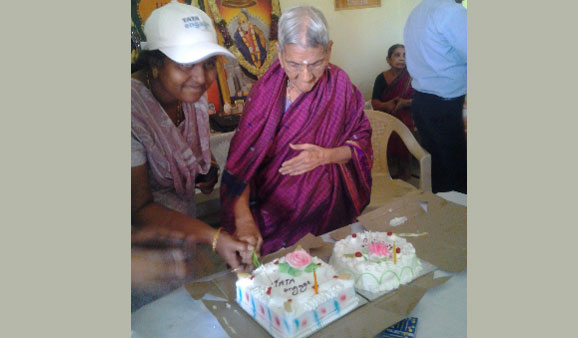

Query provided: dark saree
[379,69,414,157]
[221,60,373,255]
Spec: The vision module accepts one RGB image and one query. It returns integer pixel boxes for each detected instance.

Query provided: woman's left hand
[279,143,328,176]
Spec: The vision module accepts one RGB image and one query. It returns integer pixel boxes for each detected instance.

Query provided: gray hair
[277,6,330,53]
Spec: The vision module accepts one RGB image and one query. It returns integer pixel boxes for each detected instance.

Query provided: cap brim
[160,42,235,64]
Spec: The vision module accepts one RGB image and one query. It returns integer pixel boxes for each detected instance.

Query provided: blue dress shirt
[404,0,467,99]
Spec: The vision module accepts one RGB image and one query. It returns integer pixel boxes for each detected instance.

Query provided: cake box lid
[183,189,460,338]
[185,265,448,338]
[355,190,467,273]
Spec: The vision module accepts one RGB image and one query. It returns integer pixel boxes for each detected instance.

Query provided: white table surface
[132,191,467,338]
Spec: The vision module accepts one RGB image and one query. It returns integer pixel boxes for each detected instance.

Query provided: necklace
[286,80,301,102]
[174,102,184,126]
[286,80,292,102]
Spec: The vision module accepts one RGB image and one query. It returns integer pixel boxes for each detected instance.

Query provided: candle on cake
[313,270,319,294]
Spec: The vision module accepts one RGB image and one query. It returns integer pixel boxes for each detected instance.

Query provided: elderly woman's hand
[216,231,253,272]
[279,143,330,176]
[279,143,354,176]
[231,185,261,266]
[234,214,262,265]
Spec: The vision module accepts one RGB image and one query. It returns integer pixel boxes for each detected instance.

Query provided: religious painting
[334,0,381,11]
[204,0,280,105]
[131,18,142,66]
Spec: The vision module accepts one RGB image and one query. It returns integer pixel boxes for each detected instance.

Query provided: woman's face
[238,13,249,32]
[155,56,218,103]
[387,47,406,70]
[278,42,331,94]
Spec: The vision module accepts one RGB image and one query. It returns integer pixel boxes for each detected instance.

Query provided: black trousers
[411,90,467,193]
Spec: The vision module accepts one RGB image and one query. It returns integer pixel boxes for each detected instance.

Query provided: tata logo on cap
[182,15,210,30]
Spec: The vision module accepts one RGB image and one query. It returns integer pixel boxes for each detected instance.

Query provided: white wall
[279,0,421,100]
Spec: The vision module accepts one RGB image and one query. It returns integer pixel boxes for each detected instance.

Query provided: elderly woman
[221,6,373,256]
[131,1,252,284]
[371,44,414,180]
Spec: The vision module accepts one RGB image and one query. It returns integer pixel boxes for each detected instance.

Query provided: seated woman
[221,6,373,257]
[371,44,415,180]
[131,1,252,290]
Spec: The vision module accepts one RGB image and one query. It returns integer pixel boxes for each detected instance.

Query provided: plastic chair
[363,109,432,213]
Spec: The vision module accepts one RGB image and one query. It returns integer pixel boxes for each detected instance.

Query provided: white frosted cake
[330,231,423,293]
[235,248,359,338]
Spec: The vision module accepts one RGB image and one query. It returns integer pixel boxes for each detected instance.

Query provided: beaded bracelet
[212,227,223,253]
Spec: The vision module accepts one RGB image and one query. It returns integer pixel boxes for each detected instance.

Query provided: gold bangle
[212,227,223,253]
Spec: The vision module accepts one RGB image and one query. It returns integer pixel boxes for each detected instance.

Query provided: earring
[151,68,159,79]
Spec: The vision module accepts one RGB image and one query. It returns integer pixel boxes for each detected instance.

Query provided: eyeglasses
[282,54,328,74]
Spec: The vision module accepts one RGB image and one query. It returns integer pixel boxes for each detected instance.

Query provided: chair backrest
[364,109,432,192]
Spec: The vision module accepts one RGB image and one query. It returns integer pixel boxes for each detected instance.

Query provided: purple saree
[220,60,373,255]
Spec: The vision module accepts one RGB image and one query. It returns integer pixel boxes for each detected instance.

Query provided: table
[132,192,467,338]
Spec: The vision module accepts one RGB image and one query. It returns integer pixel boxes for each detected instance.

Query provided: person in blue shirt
[404,0,467,193]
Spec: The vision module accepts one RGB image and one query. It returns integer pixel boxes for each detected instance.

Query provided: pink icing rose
[368,242,389,257]
[285,250,312,268]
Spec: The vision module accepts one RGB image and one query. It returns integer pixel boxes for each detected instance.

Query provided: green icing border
[341,257,419,286]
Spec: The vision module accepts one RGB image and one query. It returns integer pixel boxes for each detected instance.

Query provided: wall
[279,0,421,100]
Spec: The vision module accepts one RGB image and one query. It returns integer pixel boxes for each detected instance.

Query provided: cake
[330,231,423,294]
[235,248,359,338]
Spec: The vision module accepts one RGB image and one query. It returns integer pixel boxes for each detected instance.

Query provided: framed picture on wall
[204,0,281,105]
[334,0,381,11]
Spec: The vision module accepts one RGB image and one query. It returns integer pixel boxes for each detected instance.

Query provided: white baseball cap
[140,1,234,64]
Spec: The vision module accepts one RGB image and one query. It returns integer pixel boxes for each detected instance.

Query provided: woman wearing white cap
[131,1,252,283]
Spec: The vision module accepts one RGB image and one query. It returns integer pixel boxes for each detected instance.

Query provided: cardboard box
[356,190,467,273]
[185,190,466,337]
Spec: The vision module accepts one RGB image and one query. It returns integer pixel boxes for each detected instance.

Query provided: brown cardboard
[311,271,449,338]
[411,270,453,289]
[189,270,447,338]
[309,242,335,262]
[298,233,328,250]
[329,225,352,241]
[183,190,463,337]
[186,246,450,337]
[184,280,225,300]
[358,191,467,272]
